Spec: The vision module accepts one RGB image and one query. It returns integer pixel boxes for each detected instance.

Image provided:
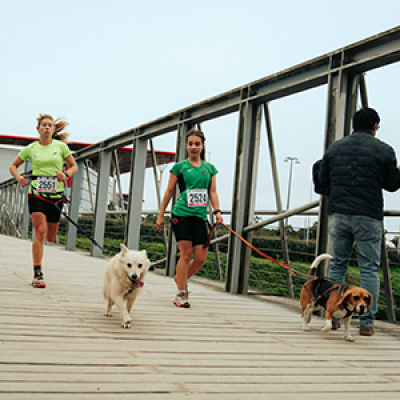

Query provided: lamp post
[284,156,300,226]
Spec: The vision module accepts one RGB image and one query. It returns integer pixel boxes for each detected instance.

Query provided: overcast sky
[2,0,400,235]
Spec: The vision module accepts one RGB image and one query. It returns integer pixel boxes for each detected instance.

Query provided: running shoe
[32,272,46,288]
[173,291,190,308]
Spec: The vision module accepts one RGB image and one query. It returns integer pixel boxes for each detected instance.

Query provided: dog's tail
[308,253,332,276]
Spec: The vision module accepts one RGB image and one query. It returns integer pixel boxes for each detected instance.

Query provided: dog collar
[339,284,355,317]
[342,299,354,317]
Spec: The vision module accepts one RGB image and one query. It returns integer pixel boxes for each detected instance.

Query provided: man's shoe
[173,292,190,308]
[331,322,341,330]
[360,327,374,336]
[32,272,46,288]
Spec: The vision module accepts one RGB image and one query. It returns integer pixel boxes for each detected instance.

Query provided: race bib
[36,176,57,193]
[187,189,208,207]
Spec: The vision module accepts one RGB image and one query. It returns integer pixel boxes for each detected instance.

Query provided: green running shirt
[171,160,218,220]
[19,140,71,195]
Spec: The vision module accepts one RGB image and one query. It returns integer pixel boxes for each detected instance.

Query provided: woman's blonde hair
[36,114,69,143]
[186,128,206,160]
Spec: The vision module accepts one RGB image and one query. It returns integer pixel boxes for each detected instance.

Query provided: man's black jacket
[313,129,400,220]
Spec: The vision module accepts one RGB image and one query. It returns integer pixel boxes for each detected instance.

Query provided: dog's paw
[303,327,311,332]
[104,312,112,317]
[121,315,132,328]
[345,335,355,342]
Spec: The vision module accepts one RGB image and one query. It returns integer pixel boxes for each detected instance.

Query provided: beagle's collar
[339,284,355,317]
[342,297,354,317]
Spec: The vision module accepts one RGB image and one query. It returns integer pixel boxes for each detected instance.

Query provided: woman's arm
[55,154,78,181]
[209,175,223,225]
[156,172,178,232]
[9,156,30,188]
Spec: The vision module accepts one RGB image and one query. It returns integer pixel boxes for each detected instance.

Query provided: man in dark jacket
[314,107,400,336]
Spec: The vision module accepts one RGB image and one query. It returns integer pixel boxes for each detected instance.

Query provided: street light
[284,156,300,226]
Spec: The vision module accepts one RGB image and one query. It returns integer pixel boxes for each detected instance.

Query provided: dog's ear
[120,243,128,255]
[336,290,352,307]
[140,249,148,257]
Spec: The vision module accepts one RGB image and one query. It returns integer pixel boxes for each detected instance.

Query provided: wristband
[213,209,221,215]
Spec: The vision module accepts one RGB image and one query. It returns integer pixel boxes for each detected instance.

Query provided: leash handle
[204,223,218,248]
[206,222,295,275]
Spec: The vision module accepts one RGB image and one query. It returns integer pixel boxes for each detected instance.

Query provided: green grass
[56,234,400,321]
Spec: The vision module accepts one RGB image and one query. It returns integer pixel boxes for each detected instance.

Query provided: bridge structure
[2,26,400,319]
[1,27,400,397]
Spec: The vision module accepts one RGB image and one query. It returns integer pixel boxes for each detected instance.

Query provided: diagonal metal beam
[72,27,400,162]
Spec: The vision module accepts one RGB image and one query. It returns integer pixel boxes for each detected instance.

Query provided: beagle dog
[300,253,373,342]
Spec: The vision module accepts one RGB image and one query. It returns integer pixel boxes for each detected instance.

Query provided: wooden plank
[0,393,399,400]
[2,365,400,377]
[0,372,392,384]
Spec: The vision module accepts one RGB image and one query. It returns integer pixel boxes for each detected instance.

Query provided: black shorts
[171,214,209,246]
[28,195,63,223]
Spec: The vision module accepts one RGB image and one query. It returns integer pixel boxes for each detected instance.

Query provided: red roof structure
[0,134,176,174]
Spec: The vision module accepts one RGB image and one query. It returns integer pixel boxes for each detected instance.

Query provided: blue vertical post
[165,123,190,277]
[91,151,112,257]
[21,160,31,239]
[226,98,262,294]
[125,139,148,250]
[66,160,84,250]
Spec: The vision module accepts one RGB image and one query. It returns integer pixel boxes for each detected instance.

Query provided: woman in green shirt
[9,114,78,288]
[156,129,223,308]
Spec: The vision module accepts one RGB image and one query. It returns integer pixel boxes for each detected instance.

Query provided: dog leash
[206,222,295,276]
[27,174,107,254]
[56,184,106,253]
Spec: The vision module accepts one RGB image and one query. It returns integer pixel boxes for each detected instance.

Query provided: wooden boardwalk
[1,234,400,399]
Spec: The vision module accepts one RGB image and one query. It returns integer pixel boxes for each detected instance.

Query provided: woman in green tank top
[156,129,223,308]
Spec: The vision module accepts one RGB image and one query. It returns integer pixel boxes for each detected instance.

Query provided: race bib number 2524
[187,189,208,207]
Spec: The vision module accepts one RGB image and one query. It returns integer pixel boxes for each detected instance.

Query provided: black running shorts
[171,214,209,246]
[28,195,63,223]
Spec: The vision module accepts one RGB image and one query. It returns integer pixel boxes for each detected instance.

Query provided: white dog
[103,244,150,328]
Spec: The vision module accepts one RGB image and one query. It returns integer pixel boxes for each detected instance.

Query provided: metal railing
[1,176,399,322]
[0,178,27,237]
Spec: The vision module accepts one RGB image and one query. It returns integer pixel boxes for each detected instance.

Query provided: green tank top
[171,160,218,220]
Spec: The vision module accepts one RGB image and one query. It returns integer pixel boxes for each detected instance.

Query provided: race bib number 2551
[187,189,208,207]
[36,176,57,193]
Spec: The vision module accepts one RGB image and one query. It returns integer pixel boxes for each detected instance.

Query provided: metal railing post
[66,160,84,250]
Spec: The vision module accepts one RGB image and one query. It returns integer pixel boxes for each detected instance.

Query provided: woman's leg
[31,212,47,265]
[188,244,208,279]
[46,222,60,243]
[175,240,193,291]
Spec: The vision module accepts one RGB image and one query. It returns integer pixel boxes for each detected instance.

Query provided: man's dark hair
[353,107,380,130]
